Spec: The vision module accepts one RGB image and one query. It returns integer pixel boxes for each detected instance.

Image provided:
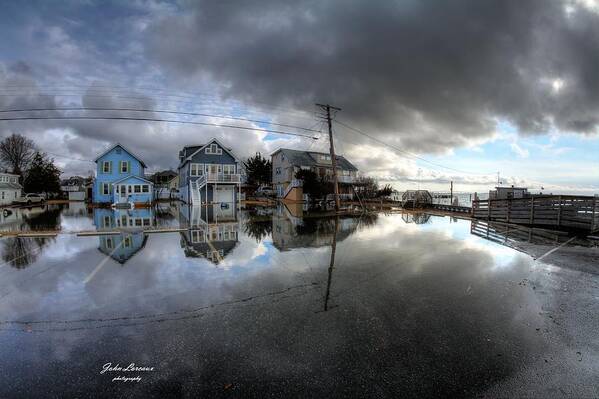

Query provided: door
[209,164,218,180]
[119,185,128,203]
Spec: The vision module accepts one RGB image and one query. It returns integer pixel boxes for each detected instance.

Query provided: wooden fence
[472,195,599,232]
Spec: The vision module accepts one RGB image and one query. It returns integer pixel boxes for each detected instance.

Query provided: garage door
[214,186,234,203]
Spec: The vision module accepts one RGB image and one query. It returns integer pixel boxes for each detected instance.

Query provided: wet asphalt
[0,206,597,398]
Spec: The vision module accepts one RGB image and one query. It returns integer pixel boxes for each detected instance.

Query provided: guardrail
[472,195,599,232]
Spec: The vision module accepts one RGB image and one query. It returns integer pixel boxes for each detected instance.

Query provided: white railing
[337,175,355,184]
[283,179,302,199]
[205,173,240,183]
[195,175,207,188]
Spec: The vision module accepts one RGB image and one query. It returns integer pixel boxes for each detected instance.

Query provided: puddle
[0,202,597,397]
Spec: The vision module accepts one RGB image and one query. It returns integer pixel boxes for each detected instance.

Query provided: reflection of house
[178,204,239,264]
[271,148,359,200]
[0,172,22,205]
[93,143,154,205]
[272,210,360,251]
[93,208,154,264]
[98,233,148,264]
[177,138,241,205]
[151,170,179,200]
[401,212,431,224]
[93,207,154,230]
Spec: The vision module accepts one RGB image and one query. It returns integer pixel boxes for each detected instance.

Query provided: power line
[0,85,315,120]
[0,107,322,134]
[0,115,320,140]
[335,119,496,176]
[45,152,94,163]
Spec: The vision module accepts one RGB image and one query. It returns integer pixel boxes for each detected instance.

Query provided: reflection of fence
[470,219,571,246]
[473,195,599,232]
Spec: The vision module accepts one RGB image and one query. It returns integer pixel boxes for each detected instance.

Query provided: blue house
[178,138,241,205]
[93,143,153,205]
[93,208,153,264]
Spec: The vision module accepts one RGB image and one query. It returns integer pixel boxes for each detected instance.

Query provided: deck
[472,195,599,232]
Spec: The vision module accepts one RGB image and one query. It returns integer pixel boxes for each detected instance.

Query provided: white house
[0,172,22,205]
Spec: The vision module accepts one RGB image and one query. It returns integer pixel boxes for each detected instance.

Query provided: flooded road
[0,203,597,398]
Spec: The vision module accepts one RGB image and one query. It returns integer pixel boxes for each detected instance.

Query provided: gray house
[178,138,242,205]
[271,148,359,200]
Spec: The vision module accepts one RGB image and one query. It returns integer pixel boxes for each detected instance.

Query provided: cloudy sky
[1,0,598,193]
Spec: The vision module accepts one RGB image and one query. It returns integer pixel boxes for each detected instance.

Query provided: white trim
[112,175,154,185]
[183,138,240,164]
[94,143,147,168]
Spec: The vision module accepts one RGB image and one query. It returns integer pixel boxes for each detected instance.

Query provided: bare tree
[0,133,36,177]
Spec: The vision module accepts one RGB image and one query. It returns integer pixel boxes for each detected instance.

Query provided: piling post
[557,195,562,228]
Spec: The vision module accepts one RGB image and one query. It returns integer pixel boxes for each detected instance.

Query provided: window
[275,167,281,175]
[190,163,205,176]
[123,236,131,248]
[142,185,149,193]
[223,164,235,175]
[135,219,142,227]
[103,215,111,228]
[102,183,111,195]
[105,238,113,249]
[102,161,111,173]
[143,218,151,226]
[134,185,141,193]
[120,161,129,173]
[1,192,4,200]
[205,143,222,155]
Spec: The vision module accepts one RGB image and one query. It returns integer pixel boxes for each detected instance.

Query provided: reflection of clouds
[0,210,549,396]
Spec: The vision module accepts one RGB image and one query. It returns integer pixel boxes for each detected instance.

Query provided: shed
[489,186,529,200]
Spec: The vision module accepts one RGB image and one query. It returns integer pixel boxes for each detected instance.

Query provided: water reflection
[178,204,240,264]
[401,212,431,224]
[0,204,62,232]
[93,208,154,264]
[1,205,594,397]
[0,236,53,269]
[272,207,369,251]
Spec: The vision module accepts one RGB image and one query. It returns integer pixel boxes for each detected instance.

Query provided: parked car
[14,193,46,205]
[254,186,276,198]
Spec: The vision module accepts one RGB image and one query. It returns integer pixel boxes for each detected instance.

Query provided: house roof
[112,175,154,185]
[94,143,147,168]
[271,148,358,171]
[178,138,240,169]
[0,182,22,190]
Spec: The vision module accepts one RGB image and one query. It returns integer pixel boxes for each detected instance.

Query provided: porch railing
[204,172,240,183]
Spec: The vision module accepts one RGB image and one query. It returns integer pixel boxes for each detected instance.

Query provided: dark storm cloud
[145,0,599,152]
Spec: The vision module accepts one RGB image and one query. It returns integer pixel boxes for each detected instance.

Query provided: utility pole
[450,180,453,205]
[316,103,342,212]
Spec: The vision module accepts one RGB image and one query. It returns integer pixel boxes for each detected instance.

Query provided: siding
[93,145,150,203]
[178,141,240,189]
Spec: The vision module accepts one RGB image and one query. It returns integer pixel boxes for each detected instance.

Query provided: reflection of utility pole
[316,103,341,212]
[323,216,339,311]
